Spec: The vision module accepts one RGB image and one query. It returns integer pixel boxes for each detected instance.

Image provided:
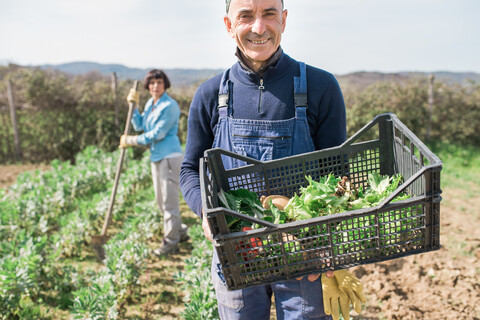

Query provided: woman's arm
[137,101,179,145]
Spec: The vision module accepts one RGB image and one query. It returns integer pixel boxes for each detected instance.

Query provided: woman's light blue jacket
[131,92,183,162]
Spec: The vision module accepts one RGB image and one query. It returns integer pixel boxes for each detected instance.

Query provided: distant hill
[336,71,480,91]
[38,61,480,88]
[336,72,410,91]
[399,71,480,83]
[40,61,223,87]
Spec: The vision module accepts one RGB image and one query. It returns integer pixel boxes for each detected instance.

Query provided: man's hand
[202,211,213,242]
[126,88,140,106]
[296,249,333,281]
[119,135,138,148]
[321,273,351,320]
[334,269,367,314]
[296,271,334,281]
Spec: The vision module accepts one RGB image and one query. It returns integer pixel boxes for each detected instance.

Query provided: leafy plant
[220,172,409,229]
[0,146,160,318]
[174,224,219,320]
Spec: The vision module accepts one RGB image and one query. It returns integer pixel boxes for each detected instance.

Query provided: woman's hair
[143,69,171,90]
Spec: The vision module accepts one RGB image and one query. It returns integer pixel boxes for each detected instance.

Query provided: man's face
[225,0,287,71]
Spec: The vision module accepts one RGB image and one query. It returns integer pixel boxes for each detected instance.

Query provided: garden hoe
[91,80,139,261]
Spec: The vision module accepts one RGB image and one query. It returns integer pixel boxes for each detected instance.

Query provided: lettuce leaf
[220,172,409,231]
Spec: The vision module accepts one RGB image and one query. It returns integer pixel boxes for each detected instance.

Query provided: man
[180,0,365,319]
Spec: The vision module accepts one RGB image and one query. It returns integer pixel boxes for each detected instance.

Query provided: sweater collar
[231,49,296,85]
[235,46,283,78]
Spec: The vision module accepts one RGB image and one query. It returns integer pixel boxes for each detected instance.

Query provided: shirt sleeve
[131,108,144,132]
[180,84,217,217]
[312,74,347,150]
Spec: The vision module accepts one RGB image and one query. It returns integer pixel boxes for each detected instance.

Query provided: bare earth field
[351,185,480,320]
[0,163,51,189]
[1,165,479,320]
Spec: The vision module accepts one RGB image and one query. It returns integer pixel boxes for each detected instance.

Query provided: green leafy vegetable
[220,172,411,231]
[218,189,274,231]
[268,199,286,225]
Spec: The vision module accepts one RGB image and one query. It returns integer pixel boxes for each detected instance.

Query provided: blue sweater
[180,52,346,217]
[131,92,183,162]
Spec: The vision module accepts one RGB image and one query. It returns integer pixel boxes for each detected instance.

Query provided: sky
[1,0,479,75]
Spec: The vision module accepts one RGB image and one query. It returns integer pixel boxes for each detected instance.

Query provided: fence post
[7,79,22,161]
[0,108,13,163]
[111,72,119,132]
[426,74,435,142]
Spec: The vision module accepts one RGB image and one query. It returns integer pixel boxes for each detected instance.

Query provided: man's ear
[224,15,234,38]
[282,9,288,33]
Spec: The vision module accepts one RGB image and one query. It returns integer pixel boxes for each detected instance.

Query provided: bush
[344,77,480,146]
[0,66,153,163]
[1,65,478,163]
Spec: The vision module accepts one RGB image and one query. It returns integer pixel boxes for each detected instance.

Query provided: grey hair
[226,0,284,13]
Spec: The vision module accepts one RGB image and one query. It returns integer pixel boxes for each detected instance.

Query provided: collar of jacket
[231,49,297,85]
[235,46,283,78]
[146,92,171,110]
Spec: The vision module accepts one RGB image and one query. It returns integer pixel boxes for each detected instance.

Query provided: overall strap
[218,69,232,118]
[293,61,307,107]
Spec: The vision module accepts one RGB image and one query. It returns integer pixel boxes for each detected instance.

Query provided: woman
[120,69,187,256]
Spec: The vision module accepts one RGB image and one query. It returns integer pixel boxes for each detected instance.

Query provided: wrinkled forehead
[225,0,284,13]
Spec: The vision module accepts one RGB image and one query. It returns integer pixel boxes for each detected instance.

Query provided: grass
[429,141,480,190]
[429,142,480,255]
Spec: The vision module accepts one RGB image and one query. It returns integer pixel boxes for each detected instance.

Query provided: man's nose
[252,17,267,35]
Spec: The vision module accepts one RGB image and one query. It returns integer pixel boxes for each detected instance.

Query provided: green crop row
[174,225,219,320]
[0,146,160,319]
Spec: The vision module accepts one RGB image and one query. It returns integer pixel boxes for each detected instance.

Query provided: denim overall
[211,62,332,320]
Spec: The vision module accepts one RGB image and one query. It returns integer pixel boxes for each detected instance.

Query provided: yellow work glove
[334,269,367,314]
[321,273,350,320]
[119,135,138,148]
[126,88,140,106]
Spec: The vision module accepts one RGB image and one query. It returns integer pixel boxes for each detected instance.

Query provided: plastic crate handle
[200,156,213,211]
[205,148,263,166]
[376,166,436,208]
[206,206,277,229]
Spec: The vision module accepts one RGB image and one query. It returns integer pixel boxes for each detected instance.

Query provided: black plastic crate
[200,113,442,291]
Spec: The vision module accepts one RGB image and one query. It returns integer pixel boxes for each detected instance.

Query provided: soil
[351,189,480,319]
[1,165,479,320]
[0,163,50,188]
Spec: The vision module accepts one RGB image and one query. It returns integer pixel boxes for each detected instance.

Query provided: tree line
[0,64,478,163]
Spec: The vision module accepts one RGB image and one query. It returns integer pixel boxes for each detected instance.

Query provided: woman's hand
[126,88,140,106]
[119,135,138,148]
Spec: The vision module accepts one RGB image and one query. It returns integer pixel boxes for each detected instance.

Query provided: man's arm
[310,71,347,150]
[180,83,218,217]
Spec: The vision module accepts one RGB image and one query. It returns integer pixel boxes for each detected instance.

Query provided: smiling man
[225,0,286,72]
[180,0,363,319]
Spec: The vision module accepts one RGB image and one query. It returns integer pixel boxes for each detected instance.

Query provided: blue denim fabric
[212,251,332,320]
[211,62,331,320]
